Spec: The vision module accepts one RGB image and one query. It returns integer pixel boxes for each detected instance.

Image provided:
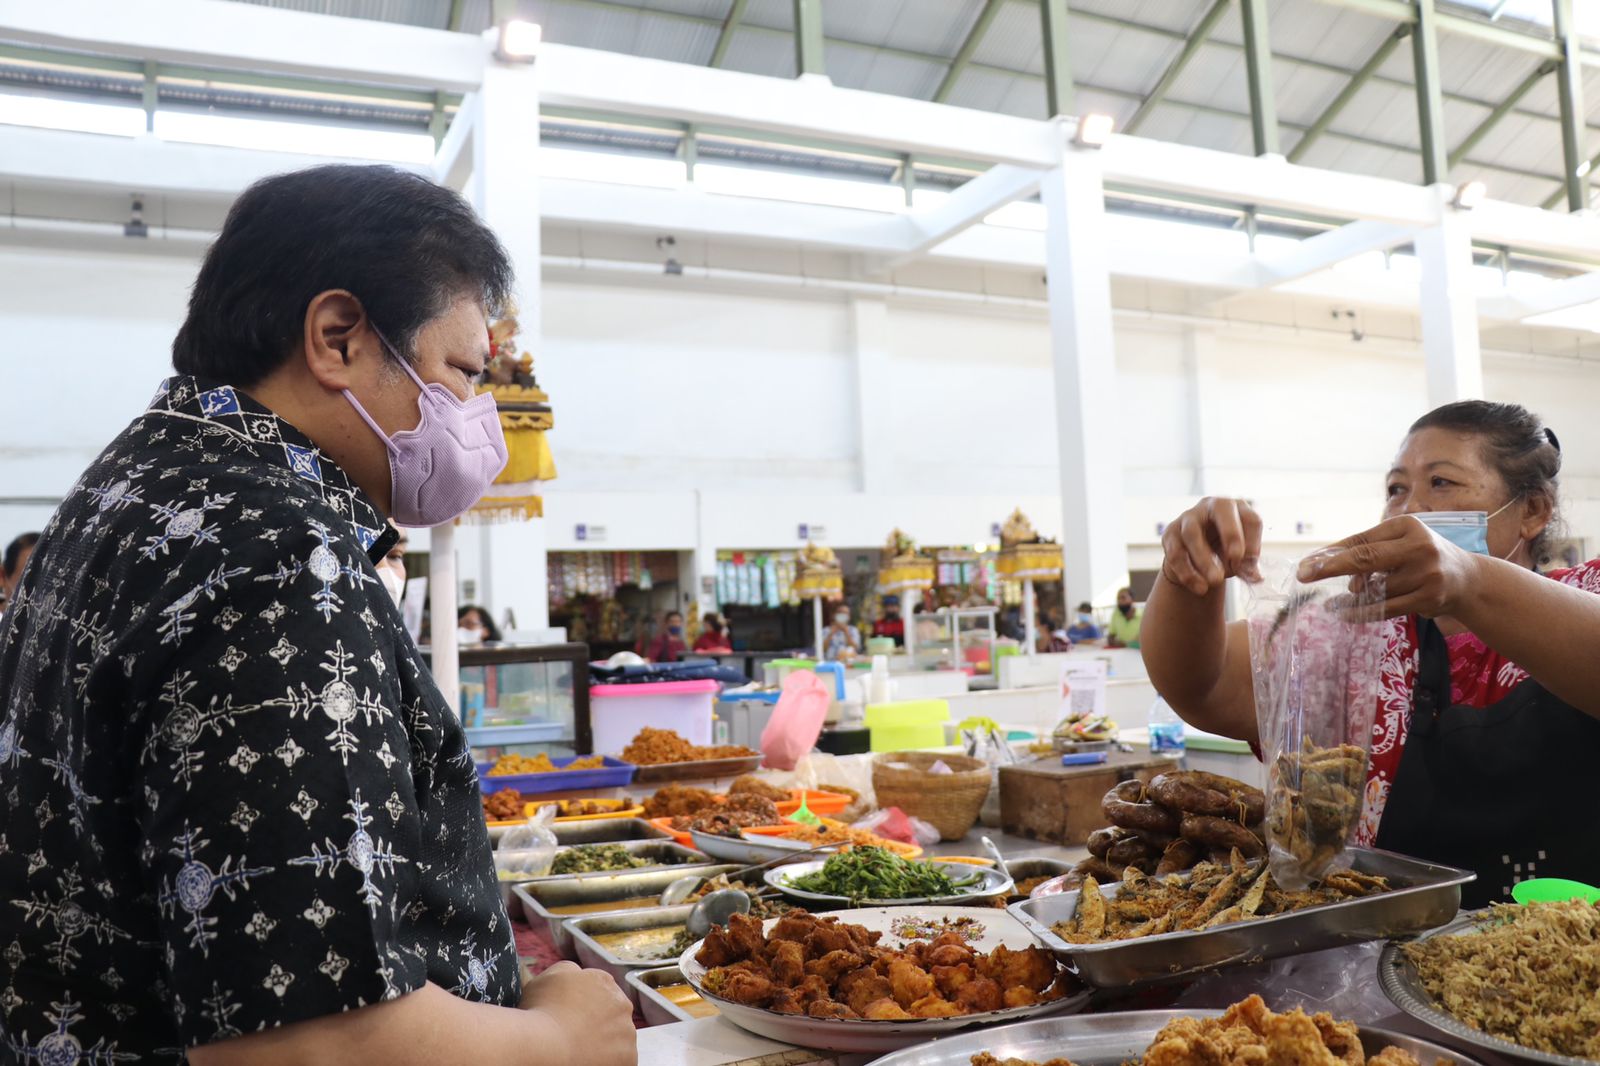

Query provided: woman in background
[457,604,503,644]
[695,612,733,652]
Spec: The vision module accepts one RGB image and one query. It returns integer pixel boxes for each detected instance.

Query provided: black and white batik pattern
[0,377,518,1063]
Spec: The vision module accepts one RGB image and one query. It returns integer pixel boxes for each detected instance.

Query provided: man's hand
[1160,497,1264,597]
[520,961,638,1066]
[1298,515,1479,620]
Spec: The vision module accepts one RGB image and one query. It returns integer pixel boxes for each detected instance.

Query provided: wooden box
[999,753,1171,846]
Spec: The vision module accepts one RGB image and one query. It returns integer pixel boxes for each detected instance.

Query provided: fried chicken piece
[889,958,936,1007]
[769,912,822,944]
[1310,1012,1365,1066]
[806,998,857,1020]
[862,997,914,1021]
[1002,985,1041,1009]
[955,975,1003,1013]
[768,939,805,986]
[1365,1048,1422,1066]
[805,949,863,982]
[982,945,1057,994]
[971,1055,1078,1066]
[794,974,831,1004]
[927,942,975,967]
[1262,1009,1351,1066]
[804,920,860,959]
[840,970,894,1015]
[726,911,768,959]
[696,927,741,968]
[767,988,804,1015]
[910,993,964,1018]
[933,963,973,999]
[720,968,777,1007]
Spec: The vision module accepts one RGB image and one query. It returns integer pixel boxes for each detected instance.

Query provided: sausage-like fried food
[955,975,1003,1013]
[1086,826,1135,858]
[862,997,914,1021]
[1155,838,1201,876]
[889,958,935,1007]
[1106,836,1159,871]
[768,939,805,986]
[1179,814,1265,857]
[1149,771,1266,824]
[910,994,964,1019]
[805,949,863,982]
[807,998,857,1020]
[1102,779,1181,835]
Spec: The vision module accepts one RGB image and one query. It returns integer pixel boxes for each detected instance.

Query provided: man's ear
[302,290,370,392]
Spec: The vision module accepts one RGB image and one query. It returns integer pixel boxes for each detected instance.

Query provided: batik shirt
[0,377,518,1063]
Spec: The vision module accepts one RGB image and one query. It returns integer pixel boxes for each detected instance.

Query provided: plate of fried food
[1011,847,1471,988]
[861,995,1481,1066]
[1379,900,1600,1066]
[680,907,1088,1051]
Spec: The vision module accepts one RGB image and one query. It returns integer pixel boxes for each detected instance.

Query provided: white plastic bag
[494,803,559,879]
[1246,555,1387,889]
[959,717,1018,828]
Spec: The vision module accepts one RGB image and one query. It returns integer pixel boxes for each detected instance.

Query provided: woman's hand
[1298,515,1480,619]
[1160,497,1264,597]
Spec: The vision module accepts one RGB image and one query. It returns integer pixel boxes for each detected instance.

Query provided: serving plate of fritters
[678,907,1090,1051]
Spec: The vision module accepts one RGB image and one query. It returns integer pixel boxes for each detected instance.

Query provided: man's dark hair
[1410,400,1562,564]
[1076,601,1093,613]
[3,532,38,580]
[173,164,513,385]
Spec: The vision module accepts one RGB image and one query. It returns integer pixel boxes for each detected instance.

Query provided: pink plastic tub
[589,679,718,755]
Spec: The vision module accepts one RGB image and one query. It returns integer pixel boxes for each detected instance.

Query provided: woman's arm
[1140,497,1264,744]
[1306,519,1600,717]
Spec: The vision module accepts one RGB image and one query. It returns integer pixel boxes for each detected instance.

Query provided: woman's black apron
[1373,617,1600,909]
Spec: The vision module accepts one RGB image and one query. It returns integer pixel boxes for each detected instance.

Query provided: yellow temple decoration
[793,542,844,599]
[465,306,556,523]
[994,508,1062,581]
[877,528,935,593]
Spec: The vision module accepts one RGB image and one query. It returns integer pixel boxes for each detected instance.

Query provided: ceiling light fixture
[1452,180,1487,210]
[497,19,542,62]
[1074,113,1115,148]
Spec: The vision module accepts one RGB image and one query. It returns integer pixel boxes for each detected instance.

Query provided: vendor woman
[1143,400,1600,908]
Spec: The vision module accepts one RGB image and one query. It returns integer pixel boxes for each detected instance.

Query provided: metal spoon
[980,834,1011,884]
[685,887,753,939]
[659,873,704,906]
[659,839,845,906]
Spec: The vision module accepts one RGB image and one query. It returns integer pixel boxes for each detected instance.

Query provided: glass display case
[423,642,592,756]
[909,606,999,688]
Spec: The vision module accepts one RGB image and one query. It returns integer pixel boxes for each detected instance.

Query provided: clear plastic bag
[494,802,559,879]
[854,806,941,848]
[959,717,1017,828]
[1246,555,1387,890]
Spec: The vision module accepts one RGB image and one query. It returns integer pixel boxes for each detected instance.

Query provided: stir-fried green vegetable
[550,844,650,875]
[783,846,981,901]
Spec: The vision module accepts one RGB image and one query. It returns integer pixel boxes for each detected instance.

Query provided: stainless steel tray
[1379,912,1595,1066]
[861,1009,1485,1066]
[691,827,836,865]
[567,904,694,1004]
[1004,856,1076,897]
[535,839,710,880]
[1009,847,1474,988]
[511,862,743,957]
[632,754,765,783]
[626,965,719,1026]
[767,859,1014,906]
[553,816,671,847]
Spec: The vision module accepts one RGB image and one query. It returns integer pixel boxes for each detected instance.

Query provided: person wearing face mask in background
[1066,601,1103,643]
[376,523,409,606]
[694,611,733,653]
[825,602,862,662]
[0,165,638,1066]
[458,604,502,644]
[1142,400,1600,908]
[1105,588,1143,648]
[645,609,688,662]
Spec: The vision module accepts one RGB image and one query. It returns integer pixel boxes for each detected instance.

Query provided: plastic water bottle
[1148,696,1186,760]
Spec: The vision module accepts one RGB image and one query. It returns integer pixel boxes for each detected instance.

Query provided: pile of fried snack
[697,911,1072,1020]
[486,752,605,775]
[621,726,758,765]
[481,787,525,821]
[973,994,1421,1066]
[643,780,786,835]
[1067,771,1267,888]
[1051,851,1391,943]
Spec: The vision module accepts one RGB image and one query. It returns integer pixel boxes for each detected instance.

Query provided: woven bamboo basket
[871,751,992,841]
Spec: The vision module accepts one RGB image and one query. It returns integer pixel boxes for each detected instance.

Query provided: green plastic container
[864,699,950,752]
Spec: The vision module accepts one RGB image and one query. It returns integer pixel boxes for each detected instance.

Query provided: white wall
[5,243,1600,615]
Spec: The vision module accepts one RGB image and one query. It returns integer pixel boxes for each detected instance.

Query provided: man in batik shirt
[0,165,635,1065]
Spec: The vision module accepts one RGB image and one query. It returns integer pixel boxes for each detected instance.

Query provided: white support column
[476,52,550,630]
[851,298,894,495]
[1041,144,1129,607]
[1182,327,1222,498]
[1415,187,1484,407]
[431,521,460,715]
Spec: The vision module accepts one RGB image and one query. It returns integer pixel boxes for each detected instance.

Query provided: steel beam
[793,0,826,78]
[1412,0,1448,185]
[932,0,1005,104]
[889,162,1046,266]
[447,0,467,32]
[1288,27,1408,164]
[1239,0,1279,156]
[1040,0,1075,118]
[1448,60,1553,168]
[709,0,748,67]
[1256,218,1418,285]
[1125,0,1231,135]
[141,59,157,132]
[1305,0,1567,62]
[1543,145,1600,208]
[1553,0,1587,212]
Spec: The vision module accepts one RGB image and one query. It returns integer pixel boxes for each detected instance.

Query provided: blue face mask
[1413,499,1519,557]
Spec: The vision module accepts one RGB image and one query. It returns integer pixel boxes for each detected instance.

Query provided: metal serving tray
[626,965,719,1026]
[1008,847,1474,989]
[1004,856,1076,897]
[553,816,670,847]
[536,839,710,880]
[511,863,743,957]
[1378,912,1595,1066]
[632,754,765,783]
[566,904,694,1004]
[861,1009,1483,1066]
